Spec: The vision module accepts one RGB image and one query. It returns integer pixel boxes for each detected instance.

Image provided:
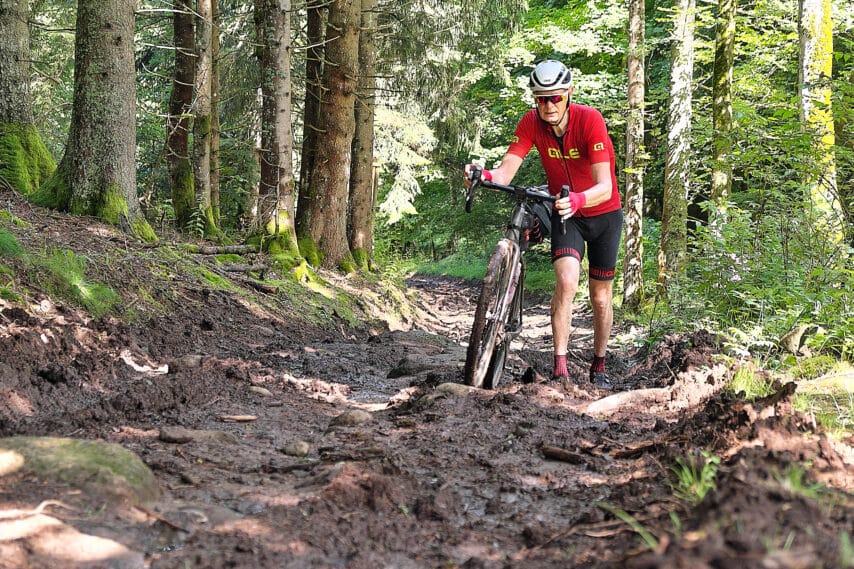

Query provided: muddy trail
[0,187,852,569]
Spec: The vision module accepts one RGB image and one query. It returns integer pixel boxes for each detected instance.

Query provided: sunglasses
[535,94,567,105]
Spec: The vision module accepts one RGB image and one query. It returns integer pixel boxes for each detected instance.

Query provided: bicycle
[463,167,569,389]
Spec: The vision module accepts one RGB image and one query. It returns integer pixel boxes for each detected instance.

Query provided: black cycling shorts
[550,208,623,281]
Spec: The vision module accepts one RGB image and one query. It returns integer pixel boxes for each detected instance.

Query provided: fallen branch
[220,263,268,273]
[182,244,259,255]
[541,445,587,464]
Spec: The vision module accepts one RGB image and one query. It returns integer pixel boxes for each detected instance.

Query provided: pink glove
[555,191,587,216]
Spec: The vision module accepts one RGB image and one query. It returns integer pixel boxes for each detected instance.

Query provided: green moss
[170,159,195,228]
[290,260,318,283]
[351,248,371,271]
[215,254,244,264]
[0,229,23,257]
[0,210,27,227]
[0,437,159,505]
[0,123,56,195]
[29,164,70,210]
[270,252,303,273]
[338,254,357,274]
[298,237,323,267]
[131,215,157,242]
[794,355,838,380]
[36,248,119,317]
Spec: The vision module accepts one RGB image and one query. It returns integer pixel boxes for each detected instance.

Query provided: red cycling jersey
[506,105,621,217]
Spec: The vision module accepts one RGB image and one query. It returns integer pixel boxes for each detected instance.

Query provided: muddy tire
[465,240,514,388]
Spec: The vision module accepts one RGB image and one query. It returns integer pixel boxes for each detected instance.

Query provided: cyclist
[464,59,622,390]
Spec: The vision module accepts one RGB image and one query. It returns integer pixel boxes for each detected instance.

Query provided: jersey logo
[511,135,519,144]
[547,147,580,160]
[593,142,604,152]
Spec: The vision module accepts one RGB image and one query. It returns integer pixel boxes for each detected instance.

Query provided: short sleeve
[506,111,537,159]
[584,109,612,164]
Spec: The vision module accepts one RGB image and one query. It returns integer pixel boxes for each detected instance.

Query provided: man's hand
[554,191,587,220]
[464,164,491,188]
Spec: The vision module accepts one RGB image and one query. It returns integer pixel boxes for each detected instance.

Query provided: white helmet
[529,60,572,92]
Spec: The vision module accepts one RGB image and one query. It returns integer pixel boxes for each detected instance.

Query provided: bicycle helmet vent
[529,60,572,92]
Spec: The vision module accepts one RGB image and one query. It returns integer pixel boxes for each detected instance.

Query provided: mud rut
[1,265,852,568]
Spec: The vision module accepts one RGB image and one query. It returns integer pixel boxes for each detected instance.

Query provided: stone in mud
[329,409,373,427]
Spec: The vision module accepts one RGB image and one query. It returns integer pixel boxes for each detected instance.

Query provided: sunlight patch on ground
[2,392,34,416]
[0,450,24,477]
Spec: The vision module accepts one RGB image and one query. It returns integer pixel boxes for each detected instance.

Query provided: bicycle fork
[487,239,523,347]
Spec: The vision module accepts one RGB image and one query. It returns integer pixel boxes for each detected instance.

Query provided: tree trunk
[711,0,736,202]
[349,0,378,271]
[193,0,217,236]
[658,0,695,289]
[32,0,153,241]
[622,0,646,310]
[0,0,55,194]
[210,0,221,227]
[255,0,299,254]
[295,0,327,237]
[167,0,195,230]
[300,0,360,270]
[798,0,843,243]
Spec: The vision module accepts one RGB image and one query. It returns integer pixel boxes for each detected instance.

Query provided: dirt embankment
[0,186,852,568]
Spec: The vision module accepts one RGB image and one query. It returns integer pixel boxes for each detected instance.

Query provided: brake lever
[560,185,569,235]
[465,167,482,213]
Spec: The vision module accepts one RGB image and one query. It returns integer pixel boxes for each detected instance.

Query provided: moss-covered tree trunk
[32,0,153,241]
[799,0,843,243]
[0,0,55,194]
[193,0,217,237]
[254,0,299,257]
[299,0,360,271]
[658,0,695,289]
[167,0,195,231]
[711,0,736,202]
[622,0,645,310]
[348,0,378,271]
[295,0,326,237]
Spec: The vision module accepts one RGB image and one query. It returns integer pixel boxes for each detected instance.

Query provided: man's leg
[589,278,614,357]
[551,256,581,371]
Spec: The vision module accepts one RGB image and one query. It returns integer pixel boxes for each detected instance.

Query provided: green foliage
[793,355,837,380]
[670,451,720,506]
[727,366,775,401]
[793,368,854,436]
[772,464,826,501]
[596,502,659,551]
[38,249,119,318]
[0,229,24,258]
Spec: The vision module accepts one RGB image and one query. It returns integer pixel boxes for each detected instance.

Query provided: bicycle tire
[483,341,507,389]
[465,240,515,388]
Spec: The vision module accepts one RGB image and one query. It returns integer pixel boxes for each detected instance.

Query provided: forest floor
[0,184,852,569]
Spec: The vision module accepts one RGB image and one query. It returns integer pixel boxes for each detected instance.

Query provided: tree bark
[255,0,299,254]
[622,0,645,310]
[711,0,736,202]
[798,0,843,243]
[295,0,327,237]
[0,0,55,194]
[210,0,221,227]
[194,0,217,235]
[32,0,153,240]
[300,0,360,270]
[167,0,195,230]
[658,0,695,289]
[348,0,379,270]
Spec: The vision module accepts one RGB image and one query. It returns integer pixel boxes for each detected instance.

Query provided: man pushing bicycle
[464,59,623,390]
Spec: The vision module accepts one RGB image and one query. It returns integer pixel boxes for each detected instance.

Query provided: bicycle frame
[463,168,558,388]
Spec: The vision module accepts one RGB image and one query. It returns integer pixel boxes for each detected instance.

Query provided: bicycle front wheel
[465,240,516,388]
